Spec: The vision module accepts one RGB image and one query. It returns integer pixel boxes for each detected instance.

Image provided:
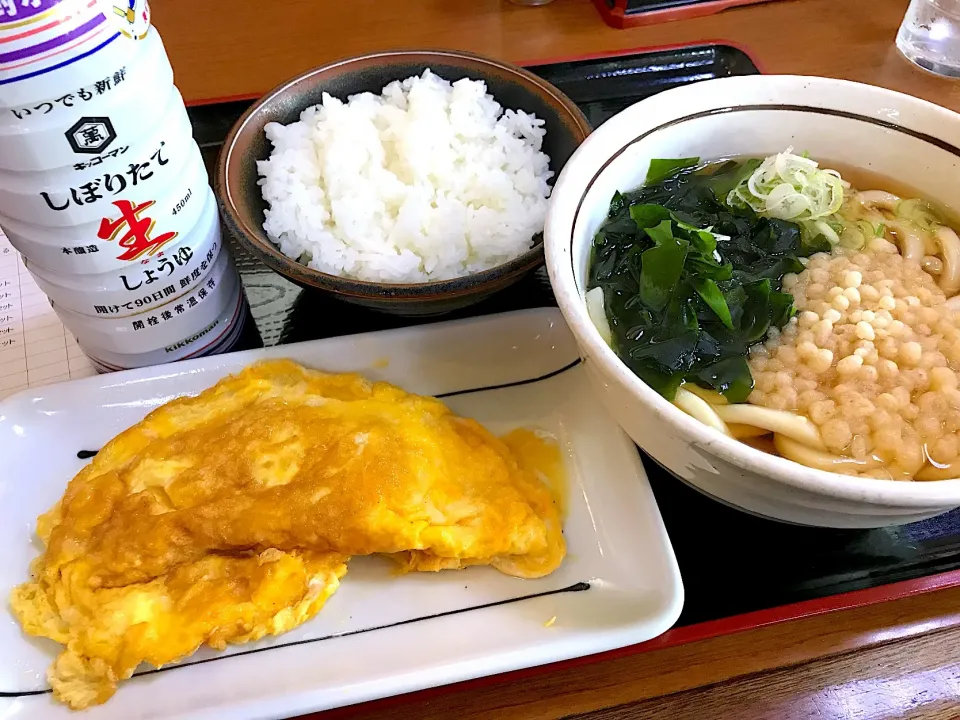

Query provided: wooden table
[151,1,960,717]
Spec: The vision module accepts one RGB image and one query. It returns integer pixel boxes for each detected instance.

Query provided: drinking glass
[897,0,960,78]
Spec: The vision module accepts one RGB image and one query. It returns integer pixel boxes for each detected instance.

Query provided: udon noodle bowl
[586,149,960,482]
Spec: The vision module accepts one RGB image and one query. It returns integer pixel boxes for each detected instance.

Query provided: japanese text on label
[10,68,127,121]
[40,141,167,211]
[129,275,219,330]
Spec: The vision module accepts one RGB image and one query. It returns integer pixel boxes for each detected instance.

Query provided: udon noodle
[588,150,960,482]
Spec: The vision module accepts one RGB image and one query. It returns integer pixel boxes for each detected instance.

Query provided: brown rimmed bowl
[215,49,591,316]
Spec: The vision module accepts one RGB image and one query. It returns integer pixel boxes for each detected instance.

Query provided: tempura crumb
[748,249,960,480]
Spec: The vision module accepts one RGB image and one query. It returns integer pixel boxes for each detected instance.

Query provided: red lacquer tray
[182,42,960,716]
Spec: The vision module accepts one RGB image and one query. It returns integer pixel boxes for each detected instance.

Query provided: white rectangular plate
[0,307,683,720]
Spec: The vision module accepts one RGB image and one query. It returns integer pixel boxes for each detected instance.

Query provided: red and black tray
[188,42,960,656]
[593,0,782,29]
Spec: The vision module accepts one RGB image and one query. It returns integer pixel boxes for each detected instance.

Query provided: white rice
[256,70,554,283]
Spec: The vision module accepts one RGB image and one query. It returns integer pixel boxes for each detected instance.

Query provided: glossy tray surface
[190,44,960,630]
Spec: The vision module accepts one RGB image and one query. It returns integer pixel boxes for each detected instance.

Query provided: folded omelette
[10,359,566,709]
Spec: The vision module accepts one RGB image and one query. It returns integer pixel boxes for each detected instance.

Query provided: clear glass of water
[897,0,960,78]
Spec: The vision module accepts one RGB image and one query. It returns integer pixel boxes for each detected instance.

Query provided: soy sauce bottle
[0,0,250,371]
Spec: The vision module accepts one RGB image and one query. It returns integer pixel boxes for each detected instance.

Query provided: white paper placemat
[0,231,97,400]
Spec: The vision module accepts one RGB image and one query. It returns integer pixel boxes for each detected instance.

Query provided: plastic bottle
[0,0,249,371]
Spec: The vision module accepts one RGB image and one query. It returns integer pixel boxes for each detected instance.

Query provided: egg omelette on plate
[10,359,566,710]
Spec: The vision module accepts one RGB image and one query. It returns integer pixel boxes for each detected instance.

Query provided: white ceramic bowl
[545,75,960,528]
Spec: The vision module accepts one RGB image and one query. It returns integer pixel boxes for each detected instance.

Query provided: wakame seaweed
[588,161,811,402]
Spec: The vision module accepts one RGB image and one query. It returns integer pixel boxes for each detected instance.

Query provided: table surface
[150,1,960,717]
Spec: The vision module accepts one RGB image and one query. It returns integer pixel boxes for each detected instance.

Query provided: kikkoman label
[0,0,151,88]
[105,0,151,42]
[0,0,64,24]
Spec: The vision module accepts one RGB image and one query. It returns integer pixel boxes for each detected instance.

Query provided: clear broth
[704,157,960,230]
[829,160,960,229]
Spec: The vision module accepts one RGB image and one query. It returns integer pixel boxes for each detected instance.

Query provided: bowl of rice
[216,50,590,315]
